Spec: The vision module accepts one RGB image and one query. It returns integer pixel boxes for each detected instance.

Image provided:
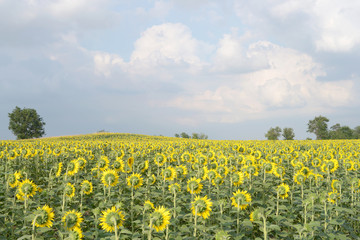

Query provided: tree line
[266,115,360,140]
[174,132,208,139]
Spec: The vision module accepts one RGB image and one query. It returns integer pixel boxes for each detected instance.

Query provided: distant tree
[198,133,208,139]
[192,133,199,139]
[180,132,190,138]
[307,115,329,140]
[353,126,360,139]
[8,106,46,139]
[174,133,180,138]
[329,124,353,139]
[282,128,295,140]
[265,126,282,140]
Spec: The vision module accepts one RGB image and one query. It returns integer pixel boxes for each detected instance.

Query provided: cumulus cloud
[234,0,360,52]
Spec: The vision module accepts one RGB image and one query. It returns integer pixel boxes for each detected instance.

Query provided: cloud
[234,0,360,52]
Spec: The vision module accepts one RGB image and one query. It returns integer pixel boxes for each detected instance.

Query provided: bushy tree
[329,124,353,139]
[307,115,329,140]
[353,126,360,139]
[8,106,45,139]
[282,127,295,140]
[265,126,282,140]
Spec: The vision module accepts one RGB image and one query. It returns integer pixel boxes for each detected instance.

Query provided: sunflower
[67,160,80,176]
[168,183,181,194]
[144,200,155,211]
[113,158,124,172]
[77,157,87,170]
[175,165,188,178]
[328,191,340,204]
[191,195,213,219]
[273,166,285,179]
[181,152,192,162]
[150,174,156,185]
[127,173,143,189]
[127,157,134,169]
[33,205,55,228]
[56,162,63,177]
[231,190,252,210]
[212,176,224,186]
[232,171,244,186]
[62,210,83,230]
[294,172,306,185]
[69,227,83,240]
[65,182,76,199]
[18,179,37,199]
[97,156,110,171]
[311,158,322,168]
[187,177,203,194]
[162,166,177,181]
[99,206,125,232]
[101,169,119,187]
[331,179,341,192]
[150,206,171,232]
[216,165,229,178]
[140,160,149,173]
[81,180,93,195]
[277,183,290,199]
[8,171,22,188]
[154,153,167,166]
[204,168,218,181]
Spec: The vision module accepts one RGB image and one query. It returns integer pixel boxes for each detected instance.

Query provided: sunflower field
[1,133,360,239]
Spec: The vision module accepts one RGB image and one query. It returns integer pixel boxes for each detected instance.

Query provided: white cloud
[234,0,360,52]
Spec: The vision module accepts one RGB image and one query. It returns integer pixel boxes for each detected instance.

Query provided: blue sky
[1,0,359,140]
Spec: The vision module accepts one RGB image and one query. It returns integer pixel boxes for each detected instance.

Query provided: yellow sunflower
[81,180,93,195]
[56,162,63,177]
[64,182,75,199]
[33,205,55,228]
[99,206,125,232]
[328,191,340,204]
[62,210,83,230]
[331,179,341,192]
[97,156,109,171]
[277,183,290,199]
[18,179,37,199]
[294,172,306,185]
[140,160,149,173]
[69,227,83,240]
[168,183,181,194]
[191,195,213,219]
[232,171,244,186]
[154,153,167,166]
[66,160,80,176]
[8,171,22,188]
[231,190,252,210]
[77,157,87,170]
[187,177,203,194]
[127,157,134,169]
[150,206,171,232]
[144,200,155,211]
[162,166,177,181]
[101,169,119,187]
[127,173,143,189]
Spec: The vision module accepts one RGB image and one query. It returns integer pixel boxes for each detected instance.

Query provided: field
[1,133,360,239]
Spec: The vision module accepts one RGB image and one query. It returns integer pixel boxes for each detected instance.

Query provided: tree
[265,126,282,140]
[353,126,360,139]
[8,106,46,139]
[174,133,180,138]
[180,132,190,138]
[307,115,329,140]
[282,127,295,140]
[329,124,353,139]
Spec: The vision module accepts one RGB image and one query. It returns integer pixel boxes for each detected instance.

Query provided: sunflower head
[231,190,252,210]
[33,205,55,228]
[277,183,290,199]
[191,195,213,219]
[127,173,143,189]
[62,210,83,230]
[77,157,87,170]
[175,165,188,178]
[67,160,80,176]
[168,183,181,194]
[99,206,125,232]
[144,200,155,211]
[154,153,167,166]
[162,167,176,181]
[187,177,203,194]
[331,179,341,192]
[150,206,171,232]
[18,179,37,198]
[294,172,306,185]
[249,208,264,222]
[232,172,244,186]
[81,180,93,195]
[68,227,83,240]
[65,182,76,198]
[98,156,109,171]
[101,170,119,187]
[328,191,339,204]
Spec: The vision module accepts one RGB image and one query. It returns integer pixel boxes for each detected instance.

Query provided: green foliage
[8,106,46,139]
[329,124,353,139]
[265,126,282,140]
[282,128,295,140]
[307,115,329,140]
[175,132,208,139]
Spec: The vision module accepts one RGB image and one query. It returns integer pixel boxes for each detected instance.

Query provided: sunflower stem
[131,186,134,233]
[193,207,197,237]
[32,214,41,240]
[173,191,177,218]
[276,192,279,216]
[236,201,240,234]
[113,218,119,240]
[148,218,153,240]
[262,215,267,240]
[80,191,83,212]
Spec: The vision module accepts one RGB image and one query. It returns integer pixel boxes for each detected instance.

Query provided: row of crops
[1,133,360,239]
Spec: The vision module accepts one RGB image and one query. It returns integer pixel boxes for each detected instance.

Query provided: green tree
[282,127,295,140]
[8,106,46,139]
[265,126,282,140]
[180,132,190,138]
[353,126,360,139]
[307,115,329,140]
[329,124,353,139]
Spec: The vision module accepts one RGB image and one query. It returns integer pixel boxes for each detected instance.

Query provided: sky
[1,0,360,140]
